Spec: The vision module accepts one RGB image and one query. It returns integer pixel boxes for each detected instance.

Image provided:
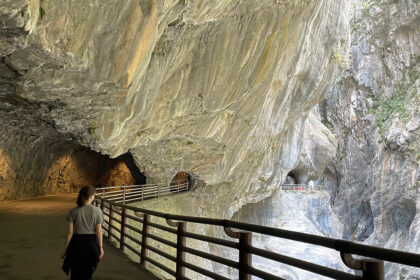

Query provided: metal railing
[94,197,420,280]
[281,184,322,191]
[96,181,190,204]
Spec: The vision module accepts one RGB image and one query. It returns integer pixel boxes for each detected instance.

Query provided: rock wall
[318,0,420,278]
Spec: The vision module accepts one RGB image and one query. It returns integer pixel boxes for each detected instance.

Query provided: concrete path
[0,194,160,280]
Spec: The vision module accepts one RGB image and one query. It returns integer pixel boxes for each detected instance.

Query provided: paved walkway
[0,194,159,280]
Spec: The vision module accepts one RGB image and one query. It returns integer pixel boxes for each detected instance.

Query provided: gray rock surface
[319,0,420,278]
[0,0,419,279]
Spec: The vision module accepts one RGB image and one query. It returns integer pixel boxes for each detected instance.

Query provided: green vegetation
[368,92,410,132]
[39,6,45,20]
[362,0,376,11]
[323,122,333,132]
[88,120,99,139]
[332,49,349,69]
[332,51,343,62]
[368,55,419,134]
[244,119,252,129]
[136,130,145,137]
[257,176,266,182]
[406,130,420,161]
[408,55,420,84]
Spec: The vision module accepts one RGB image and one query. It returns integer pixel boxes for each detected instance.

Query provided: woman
[61,186,104,280]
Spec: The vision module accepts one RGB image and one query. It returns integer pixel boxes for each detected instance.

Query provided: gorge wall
[0,0,419,279]
[318,0,420,278]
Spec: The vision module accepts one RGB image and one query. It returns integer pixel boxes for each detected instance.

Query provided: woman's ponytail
[77,186,96,207]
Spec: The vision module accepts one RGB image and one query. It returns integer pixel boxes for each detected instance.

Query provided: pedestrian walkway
[0,194,159,280]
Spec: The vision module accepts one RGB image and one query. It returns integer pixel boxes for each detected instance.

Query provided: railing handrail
[96,182,189,190]
[98,197,420,270]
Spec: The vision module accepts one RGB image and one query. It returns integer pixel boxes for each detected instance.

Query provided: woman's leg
[71,266,93,280]
[70,267,82,280]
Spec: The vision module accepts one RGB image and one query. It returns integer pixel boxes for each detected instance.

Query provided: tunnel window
[170,171,191,193]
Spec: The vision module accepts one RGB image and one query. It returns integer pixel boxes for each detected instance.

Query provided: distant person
[61,186,104,280]
[308,180,314,191]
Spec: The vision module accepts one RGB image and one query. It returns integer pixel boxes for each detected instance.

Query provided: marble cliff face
[0,0,348,199]
[0,0,419,278]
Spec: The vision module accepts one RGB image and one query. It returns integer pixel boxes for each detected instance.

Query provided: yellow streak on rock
[111,1,143,84]
[224,84,240,107]
[112,0,158,88]
[272,79,283,91]
[281,12,290,43]
[253,31,277,87]
[123,1,158,88]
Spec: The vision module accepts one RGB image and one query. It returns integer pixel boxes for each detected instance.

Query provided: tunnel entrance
[285,171,299,185]
[95,152,146,187]
[170,171,191,193]
[119,153,147,185]
[41,146,147,194]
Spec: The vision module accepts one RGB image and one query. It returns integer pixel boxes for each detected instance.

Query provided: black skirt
[62,234,100,276]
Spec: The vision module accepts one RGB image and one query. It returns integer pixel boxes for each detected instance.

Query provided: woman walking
[61,186,104,280]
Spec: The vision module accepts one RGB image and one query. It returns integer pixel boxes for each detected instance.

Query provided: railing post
[141,187,144,201]
[239,232,252,280]
[122,187,126,204]
[108,204,114,239]
[176,222,186,280]
[102,189,105,199]
[140,213,150,266]
[341,253,384,280]
[100,197,104,213]
[120,207,127,251]
[362,260,384,280]
[157,185,160,199]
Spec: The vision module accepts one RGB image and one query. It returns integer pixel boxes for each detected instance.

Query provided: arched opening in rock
[285,171,299,185]
[170,171,191,193]
[95,152,146,187]
[42,146,147,194]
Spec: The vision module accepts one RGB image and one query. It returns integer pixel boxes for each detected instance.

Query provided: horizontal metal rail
[145,256,177,277]
[96,182,190,204]
[182,230,239,249]
[182,246,239,269]
[95,197,420,280]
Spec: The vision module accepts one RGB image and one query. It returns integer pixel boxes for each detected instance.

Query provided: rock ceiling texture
[0,0,347,198]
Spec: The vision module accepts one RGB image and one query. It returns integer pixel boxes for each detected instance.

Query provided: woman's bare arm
[61,223,73,259]
[96,224,104,259]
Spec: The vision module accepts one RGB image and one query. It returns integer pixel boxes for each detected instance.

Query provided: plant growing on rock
[369,55,419,135]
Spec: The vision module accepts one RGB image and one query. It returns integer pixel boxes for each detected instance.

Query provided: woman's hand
[99,247,104,259]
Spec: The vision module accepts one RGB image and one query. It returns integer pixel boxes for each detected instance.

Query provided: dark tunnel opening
[286,171,299,185]
[119,152,147,185]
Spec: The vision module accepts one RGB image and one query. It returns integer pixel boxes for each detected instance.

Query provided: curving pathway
[0,194,159,280]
